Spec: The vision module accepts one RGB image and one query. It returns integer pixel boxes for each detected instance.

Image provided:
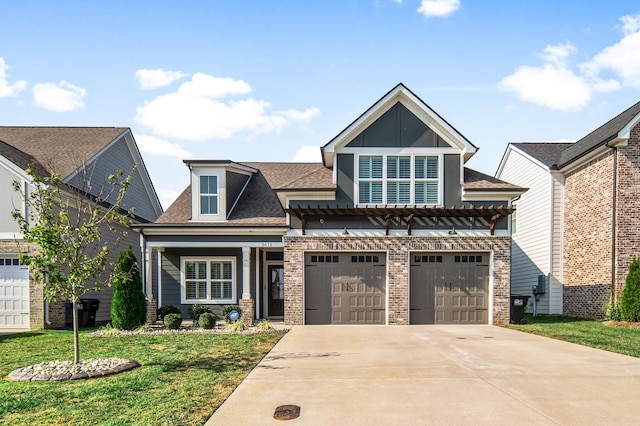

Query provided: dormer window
[357,154,441,206]
[200,175,218,215]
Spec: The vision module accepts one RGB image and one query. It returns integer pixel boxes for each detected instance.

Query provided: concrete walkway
[207,325,640,425]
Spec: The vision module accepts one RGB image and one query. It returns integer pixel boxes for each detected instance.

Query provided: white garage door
[0,257,30,329]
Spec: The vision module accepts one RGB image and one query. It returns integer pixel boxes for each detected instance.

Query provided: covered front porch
[138,231,287,324]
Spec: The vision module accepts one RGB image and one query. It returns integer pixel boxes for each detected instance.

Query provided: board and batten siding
[79,135,159,223]
[497,148,557,314]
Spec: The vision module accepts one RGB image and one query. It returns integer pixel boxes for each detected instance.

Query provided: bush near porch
[0,329,284,425]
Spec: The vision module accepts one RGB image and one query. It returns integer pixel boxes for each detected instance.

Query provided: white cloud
[500,63,591,111]
[0,57,27,97]
[292,145,322,163]
[417,0,460,17]
[502,14,640,111]
[32,81,86,112]
[135,134,192,158]
[135,68,187,90]
[135,73,320,141]
[580,14,640,88]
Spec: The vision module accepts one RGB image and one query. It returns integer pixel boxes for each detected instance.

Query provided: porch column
[239,246,255,324]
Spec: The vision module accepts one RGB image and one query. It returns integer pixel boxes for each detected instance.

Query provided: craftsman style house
[496,100,640,318]
[0,127,162,329]
[138,84,525,325]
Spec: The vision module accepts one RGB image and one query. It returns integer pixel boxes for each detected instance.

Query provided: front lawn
[506,315,640,358]
[0,329,284,425]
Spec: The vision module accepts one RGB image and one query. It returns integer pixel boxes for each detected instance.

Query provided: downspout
[608,144,618,303]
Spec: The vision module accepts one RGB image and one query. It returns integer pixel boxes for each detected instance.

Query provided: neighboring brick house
[138,84,524,325]
[0,127,163,329]
[496,100,640,319]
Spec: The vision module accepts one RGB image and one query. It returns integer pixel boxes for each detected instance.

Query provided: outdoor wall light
[448,227,458,235]
[342,227,349,235]
[319,218,325,224]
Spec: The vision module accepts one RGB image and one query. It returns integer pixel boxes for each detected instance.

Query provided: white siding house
[496,144,569,314]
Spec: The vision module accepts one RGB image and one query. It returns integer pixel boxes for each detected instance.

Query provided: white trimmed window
[357,154,441,205]
[199,175,218,215]
[181,257,235,304]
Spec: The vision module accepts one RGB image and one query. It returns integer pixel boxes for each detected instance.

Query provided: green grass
[506,315,640,358]
[0,329,284,425]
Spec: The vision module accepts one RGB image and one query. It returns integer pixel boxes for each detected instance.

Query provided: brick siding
[563,152,614,318]
[283,235,511,325]
[563,122,640,319]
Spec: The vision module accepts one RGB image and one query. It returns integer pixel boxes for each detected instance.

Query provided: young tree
[110,246,147,330]
[12,165,134,363]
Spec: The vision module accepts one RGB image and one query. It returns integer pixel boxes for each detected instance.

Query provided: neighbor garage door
[305,253,386,325]
[410,253,489,324]
[0,257,30,329]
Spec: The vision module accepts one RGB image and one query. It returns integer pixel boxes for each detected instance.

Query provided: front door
[268,265,284,317]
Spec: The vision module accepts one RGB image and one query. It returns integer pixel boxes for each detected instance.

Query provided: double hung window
[357,154,440,205]
[182,257,235,303]
[200,175,218,215]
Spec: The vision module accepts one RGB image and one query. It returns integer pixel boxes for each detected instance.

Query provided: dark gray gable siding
[226,170,250,216]
[345,103,452,148]
[77,136,158,222]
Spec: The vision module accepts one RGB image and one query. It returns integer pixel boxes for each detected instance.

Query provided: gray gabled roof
[557,100,640,168]
[0,126,129,179]
[511,142,573,168]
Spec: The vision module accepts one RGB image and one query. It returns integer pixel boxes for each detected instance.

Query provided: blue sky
[1,1,640,209]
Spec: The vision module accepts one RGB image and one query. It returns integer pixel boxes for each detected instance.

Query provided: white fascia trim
[148,241,284,248]
[0,232,24,239]
[558,144,615,174]
[323,86,476,167]
[461,192,519,203]
[285,229,510,238]
[140,226,289,236]
[283,192,336,208]
[124,130,164,218]
[0,155,31,180]
[618,111,640,140]
[339,147,461,155]
[227,174,253,219]
[496,145,552,178]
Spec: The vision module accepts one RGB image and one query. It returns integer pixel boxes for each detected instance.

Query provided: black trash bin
[510,295,530,324]
[78,298,100,327]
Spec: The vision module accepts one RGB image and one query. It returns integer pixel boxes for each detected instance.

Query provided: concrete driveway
[207,325,640,425]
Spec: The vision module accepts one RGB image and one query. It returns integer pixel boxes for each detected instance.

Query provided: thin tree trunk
[73,300,80,364]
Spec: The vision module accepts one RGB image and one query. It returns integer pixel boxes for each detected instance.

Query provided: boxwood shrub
[164,313,182,330]
[188,304,212,325]
[198,312,217,329]
[158,305,181,321]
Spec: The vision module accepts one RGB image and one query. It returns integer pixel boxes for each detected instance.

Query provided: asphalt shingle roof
[0,126,127,178]
[463,168,527,192]
[511,101,640,169]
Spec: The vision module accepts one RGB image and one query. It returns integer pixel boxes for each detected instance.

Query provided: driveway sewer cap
[274,405,300,420]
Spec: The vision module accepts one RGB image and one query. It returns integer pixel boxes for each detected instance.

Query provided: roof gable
[321,83,477,168]
[0,127,128,179]
[557,100,640,168]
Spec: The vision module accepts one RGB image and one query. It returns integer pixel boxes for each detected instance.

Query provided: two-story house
[138,84,525,325]
[0,127,163,329]
[496,100,640,319]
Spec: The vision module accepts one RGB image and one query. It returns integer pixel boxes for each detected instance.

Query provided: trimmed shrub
[164,313,182,330]
[158,305,181,320]
[221,305,243,323]
[226,320,247,332]
[620,256,640,322]
[188,304,212,325]
[607,299,623,321]
[110,246,147,330]
[198,312,217,329]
